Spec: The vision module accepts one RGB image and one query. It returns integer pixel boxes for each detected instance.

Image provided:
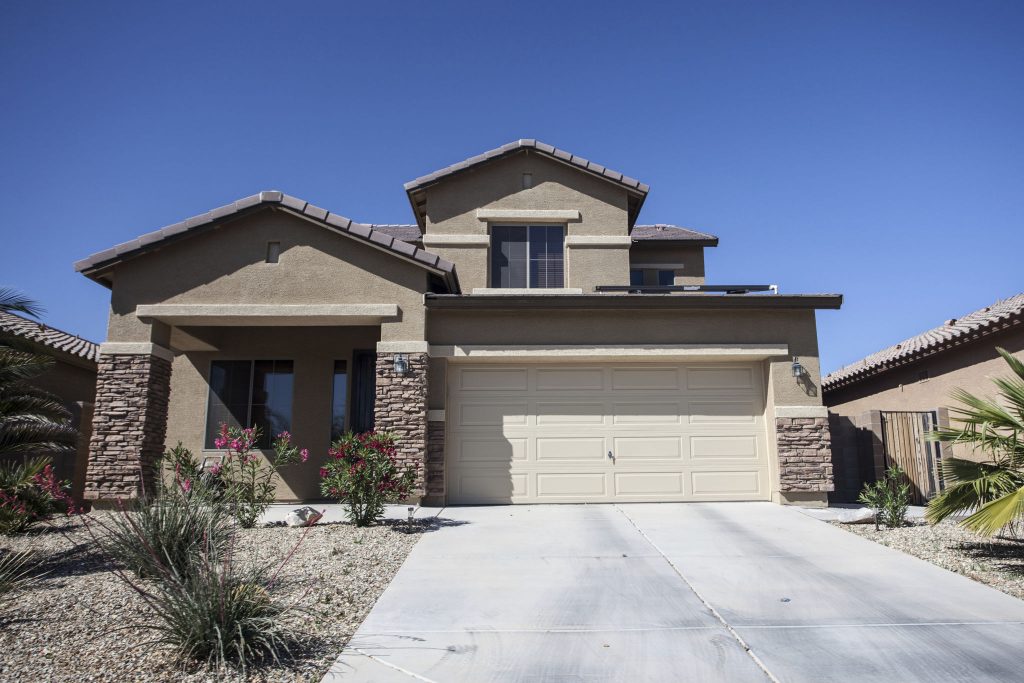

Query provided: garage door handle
[607,450,615,462]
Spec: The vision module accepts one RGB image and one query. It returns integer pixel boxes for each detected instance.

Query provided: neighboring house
[0,311,99,498]
[75,139,841,506]
[823,293,1024,502]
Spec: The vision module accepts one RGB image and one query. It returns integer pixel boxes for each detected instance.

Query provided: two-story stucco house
[76,140,842,507]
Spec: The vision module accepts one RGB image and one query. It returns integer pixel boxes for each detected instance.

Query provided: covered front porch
[84,304,430,502]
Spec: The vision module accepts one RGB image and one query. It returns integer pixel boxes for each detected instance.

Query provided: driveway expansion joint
[614,504,781,683]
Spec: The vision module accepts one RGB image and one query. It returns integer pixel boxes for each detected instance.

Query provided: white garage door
[446,362,770,504]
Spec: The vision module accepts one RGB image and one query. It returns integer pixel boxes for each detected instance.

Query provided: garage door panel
[459,368,528,391]
[535,402,605,425]
[459,402,528,427]
[536,367,604,391]
[614,472,685,496]
[612,402,683,424]
[447,362,770,504]
[690,435,760,460]
[611,367,680,390]
[687,366,754,391]
[536,473,607,497]
[456,438,527,464]
[690,470,765,496]
[536,437,606,461]
[612,436,682,460]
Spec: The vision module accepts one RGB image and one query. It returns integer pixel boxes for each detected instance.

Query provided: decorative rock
[834,508,876,524]
[285,506,324,527]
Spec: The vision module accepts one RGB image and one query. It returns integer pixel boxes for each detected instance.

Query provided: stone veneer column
[374,352,428,494]
[425,419,446,502]
[84,348,172,500]
[776,416,834,495]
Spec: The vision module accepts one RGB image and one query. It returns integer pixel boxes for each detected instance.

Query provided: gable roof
[632,225,719,246]
[822,292,1024,392]
[0,311,99,364]
[404,139,650,230]
[74,191,460,292]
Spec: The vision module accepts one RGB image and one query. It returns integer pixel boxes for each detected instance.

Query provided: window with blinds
[490,225,565,289]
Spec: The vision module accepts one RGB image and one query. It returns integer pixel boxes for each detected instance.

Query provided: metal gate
[879,411,944,504]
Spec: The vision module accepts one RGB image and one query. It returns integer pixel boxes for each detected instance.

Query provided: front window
[490,225,564,288]
[331,360,348,441]
[205,360,294,448]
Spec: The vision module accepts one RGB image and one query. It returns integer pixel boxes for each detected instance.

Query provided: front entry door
[351,350,377,433]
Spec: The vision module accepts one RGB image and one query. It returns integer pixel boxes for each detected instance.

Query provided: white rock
[835,508,876,524]
[285,506,324,527]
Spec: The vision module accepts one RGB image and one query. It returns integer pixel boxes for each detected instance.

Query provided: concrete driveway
[324,503,1024,682]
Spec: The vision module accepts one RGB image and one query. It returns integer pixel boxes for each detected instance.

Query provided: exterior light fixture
[791,356,804,378]
[393,353,410,377]
[407,506,415,523]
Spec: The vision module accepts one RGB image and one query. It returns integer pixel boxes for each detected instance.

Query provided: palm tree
[926,347,1024,536]
[0,289,78,457]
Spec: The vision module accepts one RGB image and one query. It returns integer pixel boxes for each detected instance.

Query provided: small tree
[858,465,911,530]
[319,431,415,527]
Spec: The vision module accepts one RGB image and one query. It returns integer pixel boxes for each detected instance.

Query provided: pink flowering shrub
[0,457,78,534]
[319,431,415,527]
[213,424,308,528]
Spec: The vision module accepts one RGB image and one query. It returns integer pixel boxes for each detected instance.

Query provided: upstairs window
[490,225,564,288]
[630,268,677,286]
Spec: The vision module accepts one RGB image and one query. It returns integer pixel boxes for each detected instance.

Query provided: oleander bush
[320,431,415,527]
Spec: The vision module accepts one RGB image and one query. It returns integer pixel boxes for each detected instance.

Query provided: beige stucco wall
[629,244,707,285]
[427,307,823,408]
[420,152,632,291]
[825,327,1024,462]
[165,325,381,500]
[103,209,430,345]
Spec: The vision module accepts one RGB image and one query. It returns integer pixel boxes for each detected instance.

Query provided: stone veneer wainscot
[776,416,834,493]
[374,352,428,494]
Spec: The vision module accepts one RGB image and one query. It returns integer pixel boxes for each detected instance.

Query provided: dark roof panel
[631,224,719,245]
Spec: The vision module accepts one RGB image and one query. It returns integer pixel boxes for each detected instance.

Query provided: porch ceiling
[135,303,398,327]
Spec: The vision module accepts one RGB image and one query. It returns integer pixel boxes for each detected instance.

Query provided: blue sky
[2,1,1021,374]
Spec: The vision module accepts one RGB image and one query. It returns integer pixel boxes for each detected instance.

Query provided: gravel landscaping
[839,519,1024,601]
[0,512,430,682]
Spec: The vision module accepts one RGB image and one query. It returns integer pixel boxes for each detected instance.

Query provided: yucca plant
[927,347,1024,535]
[0,288,78,458]
[0,549,39,615]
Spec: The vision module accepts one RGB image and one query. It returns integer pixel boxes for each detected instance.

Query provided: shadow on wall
[828,412,880,504]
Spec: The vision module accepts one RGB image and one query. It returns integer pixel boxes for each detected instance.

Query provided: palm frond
[0,418,78,457]
[0,289,42,318]
[0,390,73,423]
[0,348,55,387]
[961,486,1024,536]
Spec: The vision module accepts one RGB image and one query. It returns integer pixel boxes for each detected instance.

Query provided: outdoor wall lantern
[791,356,805,378]
[393,353,410,377]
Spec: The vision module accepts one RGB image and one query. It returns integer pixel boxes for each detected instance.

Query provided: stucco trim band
[427,410,446,422]
[476,209,581,223]
[99,342,175,362]
[564,236,633,247]
[421,234,491,247]
[377,341,430,353]
[136,304,399,326]
[470,288,584,295]
[429,344,789,361]
[774,405,829,419]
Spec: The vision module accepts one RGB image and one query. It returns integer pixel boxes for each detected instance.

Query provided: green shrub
[320,431,415,527]
[93,491,232,580]
[859,465,911,530]
[0,456,76,534]
[212,425,308,528]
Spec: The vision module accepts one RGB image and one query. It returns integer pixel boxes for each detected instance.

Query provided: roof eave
[425,293,843,311]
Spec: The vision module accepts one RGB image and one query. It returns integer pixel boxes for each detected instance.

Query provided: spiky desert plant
[0,549,39,615]
[927,347,1024,535]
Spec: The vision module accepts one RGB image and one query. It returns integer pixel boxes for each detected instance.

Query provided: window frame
[204,359,294,450]
[489,224,566,289]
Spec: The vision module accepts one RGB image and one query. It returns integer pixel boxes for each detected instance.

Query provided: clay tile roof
[74,192,459,292]
[0,311,99,363]
[631,224,719,246]
[369,224,422,242]
[822,292,1024,392]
